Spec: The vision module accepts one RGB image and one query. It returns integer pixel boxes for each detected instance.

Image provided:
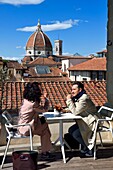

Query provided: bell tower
[54,40,62,55]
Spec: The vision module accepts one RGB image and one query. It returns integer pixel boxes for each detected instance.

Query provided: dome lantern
[36,19,42,32]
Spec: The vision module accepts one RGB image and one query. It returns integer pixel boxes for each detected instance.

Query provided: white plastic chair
[93,106,113,160]
[1,110,33,169]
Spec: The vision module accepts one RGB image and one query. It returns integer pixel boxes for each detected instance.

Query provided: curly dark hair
[23,82,42,103]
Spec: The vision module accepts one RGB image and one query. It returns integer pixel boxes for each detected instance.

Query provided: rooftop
[68,57,106,71]
[0,81,107,113]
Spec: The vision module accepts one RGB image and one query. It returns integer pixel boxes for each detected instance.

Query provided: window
[91,71,97,80]
[70,71,74,76]
[98,71,103,80]
[16,70,21,74]
[60,47,62,52]
[98,71,106,80]
[36,66,50,74]
[38,51,41,54]
[64,64,66,72]
[9,70,12,75]
[75,75,76,81]
[91,71,106,80]
[83,78,87,81]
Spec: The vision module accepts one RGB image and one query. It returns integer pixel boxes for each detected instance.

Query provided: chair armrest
[14,123,32,127]
[6,123,32,128]
[5,123,33,138]
[97,117,112,122]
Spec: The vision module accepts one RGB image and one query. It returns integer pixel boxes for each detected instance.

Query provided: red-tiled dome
[26,21,52,54]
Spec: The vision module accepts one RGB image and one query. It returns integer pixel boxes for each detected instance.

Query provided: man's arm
[66,95,87,116]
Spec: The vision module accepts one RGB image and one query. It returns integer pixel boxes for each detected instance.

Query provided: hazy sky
[0,0,107,62]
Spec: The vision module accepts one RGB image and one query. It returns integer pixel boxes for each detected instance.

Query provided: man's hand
[67,94,72,100]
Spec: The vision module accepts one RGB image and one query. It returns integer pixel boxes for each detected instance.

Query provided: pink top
[18,99,39,135]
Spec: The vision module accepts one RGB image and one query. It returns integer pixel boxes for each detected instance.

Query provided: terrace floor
[1,144,113,170]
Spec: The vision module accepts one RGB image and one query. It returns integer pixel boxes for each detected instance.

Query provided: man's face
[71,84,82,97]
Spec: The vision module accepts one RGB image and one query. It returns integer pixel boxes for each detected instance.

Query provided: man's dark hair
[72,81,84,91]
[23,82,42,103]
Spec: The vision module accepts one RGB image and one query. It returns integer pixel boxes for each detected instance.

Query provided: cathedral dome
[26,20,53,57]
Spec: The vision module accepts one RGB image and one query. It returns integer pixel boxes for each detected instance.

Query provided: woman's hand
[40,95,46,107]
[40,92,48,106]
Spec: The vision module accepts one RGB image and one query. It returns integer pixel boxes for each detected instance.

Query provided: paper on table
[43,112,61,118]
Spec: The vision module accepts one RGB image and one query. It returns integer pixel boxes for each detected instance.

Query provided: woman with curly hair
[18,82,54,160]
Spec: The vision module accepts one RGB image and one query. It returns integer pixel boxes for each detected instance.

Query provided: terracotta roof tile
[28,67,38,76]
[7,61,23,69]
[0,81,107,114]
[24,77,70,82]
[26,30,52,50]
[96,49,107,54]
[22,56,33,63]
[68,57,106,71]
[28,57,57,66]
[24,66,68,78]
[50,67,67,76]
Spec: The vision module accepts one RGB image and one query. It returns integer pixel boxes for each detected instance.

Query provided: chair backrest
[98,106,113,119]
[2,110,13,126]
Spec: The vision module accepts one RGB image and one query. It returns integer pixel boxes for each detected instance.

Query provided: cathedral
[19,20,69,82]
[22,20,63,65]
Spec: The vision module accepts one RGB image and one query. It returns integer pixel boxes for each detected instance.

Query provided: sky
[0,0,107,62]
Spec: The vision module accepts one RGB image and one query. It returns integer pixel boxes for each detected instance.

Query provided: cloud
[0,0,44,5]
[2,56,20,61]
[62,52,73,56]
[17,19,80,32]
[16,46,22,49]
